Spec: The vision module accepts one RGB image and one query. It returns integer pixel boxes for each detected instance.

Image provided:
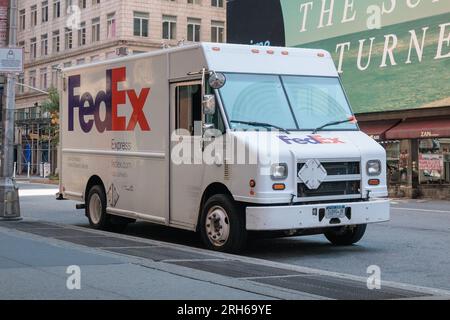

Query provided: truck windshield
[219,73,358,131]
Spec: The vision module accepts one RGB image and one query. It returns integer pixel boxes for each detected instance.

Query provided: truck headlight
[271,163,288,180]
[366,160,381,176]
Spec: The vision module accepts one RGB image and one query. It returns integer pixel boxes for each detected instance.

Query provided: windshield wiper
[312,116,356,134]
[230,120,290,134]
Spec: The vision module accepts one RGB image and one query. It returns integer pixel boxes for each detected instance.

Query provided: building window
[187,18,201,42]
[78,22,86,46]
[107,13,116,39]
[42,1,49,23]
[18,74,25,93]
[76,58,85,65]
[30,38,37,59]
[188,0,201,4]
[51,65,59,88]
[19,9,26,31]
[162,15,177,40]
[92,0,100,5]
[211,20,224,43]
[29,70,37,89]
[41,34,48,56]
[65,0,74,14]
[31,5,37,27]
[105,51,116,59]
[40,68,48,89]
[52,30,60,53]
[90,55,100,62]
[419,139,450,185]
[53,0,61,18]
[79,0,87,8]
[133,12,149,37]
[211,0,223,7]
[63,61,72,68]
[65,27,73,49]
[92,17,100,42]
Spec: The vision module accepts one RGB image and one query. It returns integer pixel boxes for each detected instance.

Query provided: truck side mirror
[202,94,216,115]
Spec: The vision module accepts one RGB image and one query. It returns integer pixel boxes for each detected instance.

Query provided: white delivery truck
[59,43,390,252]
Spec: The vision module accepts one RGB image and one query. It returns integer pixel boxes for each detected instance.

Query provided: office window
[211,20,224,43]
[107,13,116,39]
[19,9,26,31]
[162,15,177,40]
[63,61,72,68]
[30,38,37,59]
[31,5,37,27]
[133,12,148,37]
[41,34,48,56]
[90,55,100,62]
[78,22,86,46]
[92,17,100,42]
[52,30,60,53]
[187,18,201,42]
[188,0,201,4]
[42,1,49,22]
[76,58,85,65]
[92,0,100,5]
[65,0,74,13]
[51,65,59,88]
[79,0,87,8]
[65,27,73,49]
[40,68,48,89]
[211,0,223,7]
[29,70,37,89]
[53,0,61,18]
[18,74,25,94]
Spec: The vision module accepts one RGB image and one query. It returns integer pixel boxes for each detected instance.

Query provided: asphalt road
[18,182,450,291]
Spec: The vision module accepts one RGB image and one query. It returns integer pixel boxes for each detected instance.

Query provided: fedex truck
[59,43,390,252]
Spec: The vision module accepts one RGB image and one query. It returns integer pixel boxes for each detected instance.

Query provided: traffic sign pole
[0,0,21,220]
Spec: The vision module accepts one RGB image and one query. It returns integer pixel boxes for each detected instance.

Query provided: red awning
[359,120,400,141]
[386,118,450,140]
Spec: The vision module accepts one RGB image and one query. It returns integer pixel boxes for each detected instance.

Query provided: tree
[41,87,60,145]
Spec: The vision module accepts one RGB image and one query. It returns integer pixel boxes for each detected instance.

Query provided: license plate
[325,205,346,219]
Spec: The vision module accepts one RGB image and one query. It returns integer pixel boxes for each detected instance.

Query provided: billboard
[227,0,450,114]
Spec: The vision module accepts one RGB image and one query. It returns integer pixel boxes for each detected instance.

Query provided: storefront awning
[386,118,450,140]
[358,120,400,141]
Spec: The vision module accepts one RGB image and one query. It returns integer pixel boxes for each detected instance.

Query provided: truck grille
[297,160,361,201]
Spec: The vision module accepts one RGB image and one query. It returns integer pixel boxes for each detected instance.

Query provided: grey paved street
[1,182,449,299]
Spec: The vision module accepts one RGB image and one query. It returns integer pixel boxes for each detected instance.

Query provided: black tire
[86,185,130,233]
[199,194,247,253]
[324,224,367,246]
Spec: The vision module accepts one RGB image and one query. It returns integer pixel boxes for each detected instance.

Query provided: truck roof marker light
[212,47,221,52]
[317,52,325,58]
[266,50,275,55]
[249,179,256,188]
[251,49,260,54]
[281,51,289,56]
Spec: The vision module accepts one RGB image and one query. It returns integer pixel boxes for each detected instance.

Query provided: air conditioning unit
[116,47,129,57]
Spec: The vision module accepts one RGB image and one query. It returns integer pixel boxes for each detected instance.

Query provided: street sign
[0,47,23,73]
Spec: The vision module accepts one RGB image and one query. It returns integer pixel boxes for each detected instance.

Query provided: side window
[175,84,202,136]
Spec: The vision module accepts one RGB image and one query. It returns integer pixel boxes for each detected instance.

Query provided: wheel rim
[89,193,102,225]
[205,205,230,247]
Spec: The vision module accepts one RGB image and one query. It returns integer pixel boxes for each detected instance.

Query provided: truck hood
[229,130,385,162]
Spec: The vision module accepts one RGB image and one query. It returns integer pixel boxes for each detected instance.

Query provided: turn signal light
[368,179,380,186]
[272,183,286,191]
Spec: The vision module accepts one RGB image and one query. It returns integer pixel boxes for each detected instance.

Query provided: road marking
[19,188,59,197]
[392,207,450,214]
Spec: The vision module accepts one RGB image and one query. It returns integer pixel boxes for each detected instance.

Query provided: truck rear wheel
[86,185,129,233]
[199,194,247,253]
[324,224,367,246]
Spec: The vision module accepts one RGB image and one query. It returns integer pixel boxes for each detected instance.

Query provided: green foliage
[41,87,60,145]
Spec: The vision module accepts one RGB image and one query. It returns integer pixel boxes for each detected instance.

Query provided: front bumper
[246,199,390,231]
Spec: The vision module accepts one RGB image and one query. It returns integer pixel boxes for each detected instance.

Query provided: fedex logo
[68,67,151,133]
[278,135,344,145]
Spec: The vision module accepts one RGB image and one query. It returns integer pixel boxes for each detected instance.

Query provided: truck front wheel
[86,185,128,233]
[324,224,367,246]
[199,194,247,253]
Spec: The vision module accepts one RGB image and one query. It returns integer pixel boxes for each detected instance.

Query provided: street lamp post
[0,0,21,220]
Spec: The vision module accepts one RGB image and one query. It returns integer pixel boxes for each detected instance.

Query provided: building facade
[14,0,226,176]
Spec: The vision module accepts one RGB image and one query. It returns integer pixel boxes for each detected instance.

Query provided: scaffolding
[14,104,57,177]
